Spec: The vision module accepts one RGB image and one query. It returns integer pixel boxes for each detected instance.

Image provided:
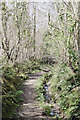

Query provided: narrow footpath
[18,71,50,120]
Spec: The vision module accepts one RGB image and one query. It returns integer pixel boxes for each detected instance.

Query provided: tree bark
[78,2,80,77]
[33,2,36,54]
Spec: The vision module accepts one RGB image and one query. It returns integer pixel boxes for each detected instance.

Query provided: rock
[50,112,55,116]
[41,56,56,65]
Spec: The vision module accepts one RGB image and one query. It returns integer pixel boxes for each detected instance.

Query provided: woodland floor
[18,71,52,120]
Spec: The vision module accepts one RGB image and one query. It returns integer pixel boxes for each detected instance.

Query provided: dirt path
[18,71,49,120]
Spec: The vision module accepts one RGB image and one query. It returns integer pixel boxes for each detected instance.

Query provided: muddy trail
[18,70,50,120]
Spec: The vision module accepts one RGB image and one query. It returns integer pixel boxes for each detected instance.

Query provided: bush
[50,63,80,119]
[2,65,24,119]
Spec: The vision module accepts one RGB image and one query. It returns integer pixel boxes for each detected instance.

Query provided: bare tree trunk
[1,3,10,62]
[48,12,50,25]
[14,2,22,61]
[33,2,36,55]
[78,2,80,77]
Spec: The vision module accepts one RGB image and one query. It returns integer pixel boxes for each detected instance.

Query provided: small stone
[50,112,55,116]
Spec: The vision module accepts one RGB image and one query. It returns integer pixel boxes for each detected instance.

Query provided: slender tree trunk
[1,3,10,62]
[78,2,80,77]
[33,2,36,54]
[48,12,50,25]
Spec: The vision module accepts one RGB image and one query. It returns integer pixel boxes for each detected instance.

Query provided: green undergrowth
[2,65,24,119]
[35,63,80,119]
[35,72,53,115]
[1,59,41,119]
[50,63,80,119]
